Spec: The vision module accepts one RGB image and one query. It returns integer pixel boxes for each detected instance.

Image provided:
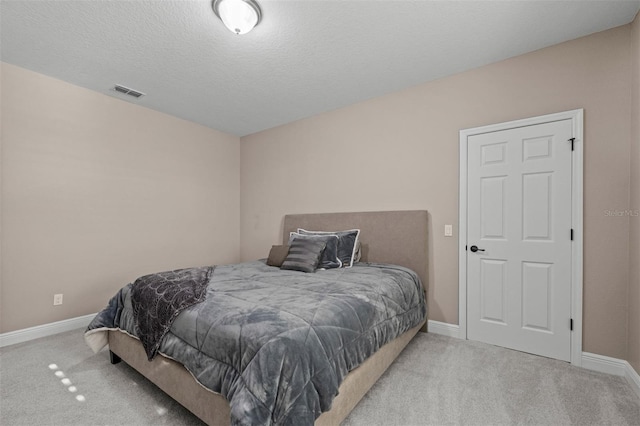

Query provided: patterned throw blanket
[131,266,214,360]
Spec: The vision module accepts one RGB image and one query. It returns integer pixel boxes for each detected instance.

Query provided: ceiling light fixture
[212,0,261,35]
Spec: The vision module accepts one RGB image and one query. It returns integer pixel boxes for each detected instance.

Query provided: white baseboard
[0,313,97,348]
[427,320,461,339]
[582,352,640,399]
[582,352,628,375]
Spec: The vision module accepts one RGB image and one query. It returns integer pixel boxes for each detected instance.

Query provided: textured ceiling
[2,0,639,136]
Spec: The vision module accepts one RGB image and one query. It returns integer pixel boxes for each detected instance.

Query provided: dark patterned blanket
[86,261,426,425]
[132,266,214,360]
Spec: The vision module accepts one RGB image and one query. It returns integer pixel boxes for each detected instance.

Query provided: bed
[86,210,428,425]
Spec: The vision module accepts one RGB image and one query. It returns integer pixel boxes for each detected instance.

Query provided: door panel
[466,119,572,361]
[480,176,507,239]
[521,261,552,332]
[480,259,507,324]
[522,172,552,240]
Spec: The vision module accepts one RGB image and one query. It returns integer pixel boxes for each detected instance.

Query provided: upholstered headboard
[282,210,428,290]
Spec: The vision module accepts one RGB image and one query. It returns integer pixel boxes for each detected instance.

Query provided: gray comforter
[86,260,426,425]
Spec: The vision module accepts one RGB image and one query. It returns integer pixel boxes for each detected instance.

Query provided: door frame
[458,109,583,366]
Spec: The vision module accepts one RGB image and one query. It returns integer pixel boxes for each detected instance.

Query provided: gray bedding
[86,260,426,425]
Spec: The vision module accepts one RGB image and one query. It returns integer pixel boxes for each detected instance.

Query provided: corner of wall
[0,62,4,331]
[627,11,640,374]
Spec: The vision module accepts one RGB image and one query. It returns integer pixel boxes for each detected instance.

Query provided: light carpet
[0,328,638,425]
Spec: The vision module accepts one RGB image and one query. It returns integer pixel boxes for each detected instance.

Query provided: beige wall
[1,63,241,333]
[241,25,634,359]
[628,13,640,374]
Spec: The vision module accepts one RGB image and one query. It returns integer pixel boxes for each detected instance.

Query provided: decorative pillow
[266,245,289,267]
[289,232,342,269]
[280,238,326,273]
[297,228,361,267]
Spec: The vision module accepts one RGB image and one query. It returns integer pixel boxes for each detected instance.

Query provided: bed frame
[108,210,428,425]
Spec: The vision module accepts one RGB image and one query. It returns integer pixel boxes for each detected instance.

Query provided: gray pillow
[266,245,289,267]
[289,232,342,269]
[297,228,361,267]
[280,238,326,273]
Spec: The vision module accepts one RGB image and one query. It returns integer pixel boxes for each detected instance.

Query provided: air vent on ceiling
[113,84,145,99]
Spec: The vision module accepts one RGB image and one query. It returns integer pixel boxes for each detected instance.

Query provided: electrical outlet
[444,224,453,237]
[53,294,63,306]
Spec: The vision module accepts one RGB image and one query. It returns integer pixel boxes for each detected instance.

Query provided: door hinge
[570,318,573,331]
[568,137,575,151]
[570,229,574,240]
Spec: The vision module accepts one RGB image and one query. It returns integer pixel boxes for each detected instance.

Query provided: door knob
[470,245,485,253]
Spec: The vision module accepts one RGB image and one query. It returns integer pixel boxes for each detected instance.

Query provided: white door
[465,118,573,361]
